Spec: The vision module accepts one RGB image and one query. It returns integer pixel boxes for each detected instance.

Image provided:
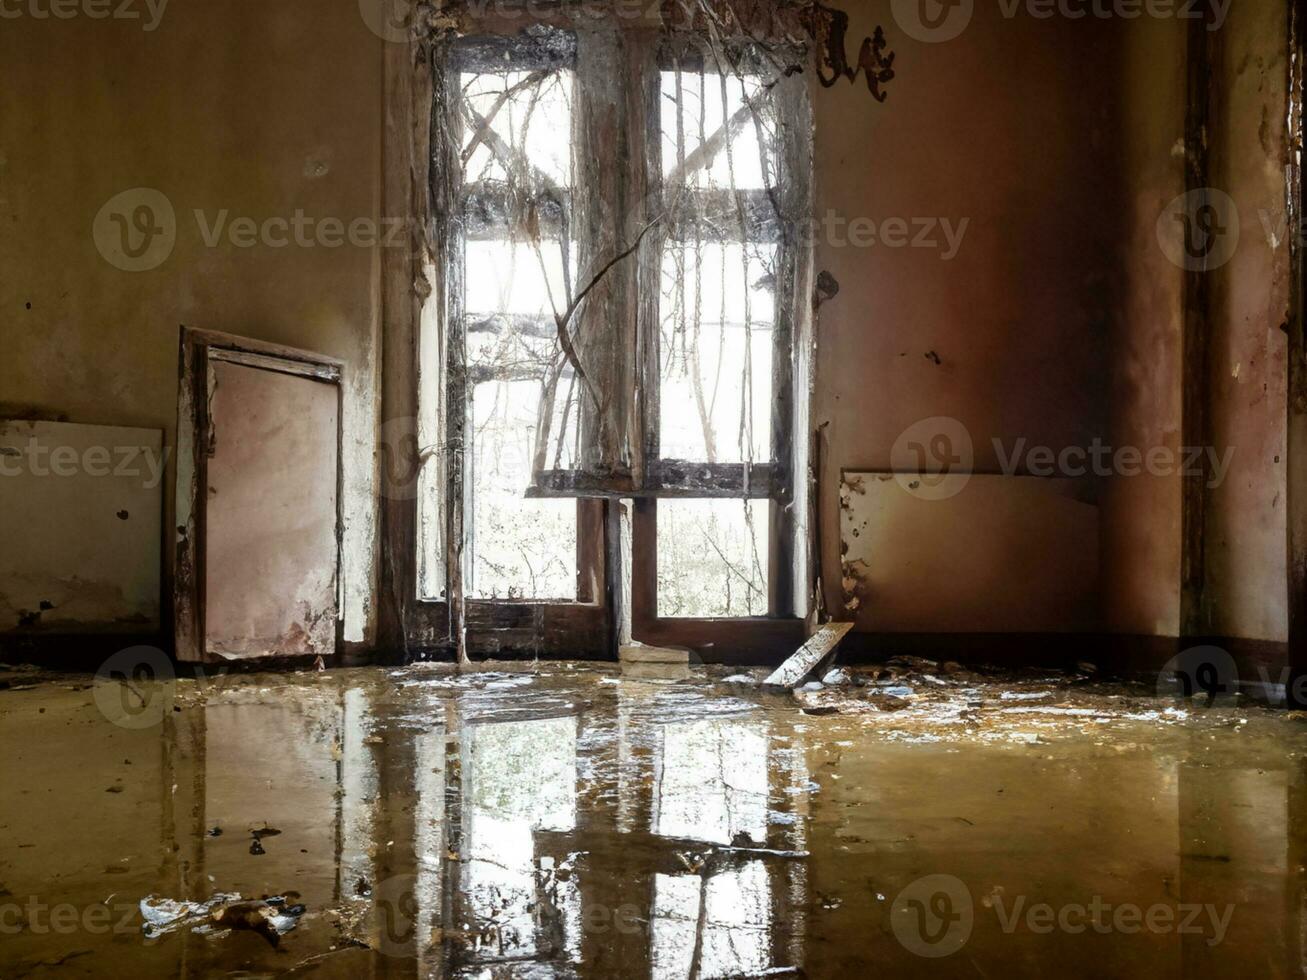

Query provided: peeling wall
[840,472,1099,633]
[0,2,383,646]
[0,420,163,632]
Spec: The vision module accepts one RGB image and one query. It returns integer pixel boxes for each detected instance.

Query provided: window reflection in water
[653,718,769,845]
[649,717,786,978]
[459,714,581,965]
[651,864,773,980]
[413,724,446,976]
[28,660,1307,979]
[172,684,804,977]
[341,687,378,904]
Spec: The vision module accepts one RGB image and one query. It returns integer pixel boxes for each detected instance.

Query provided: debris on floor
[783,655,1249,743]
[247,824,282,856]
[141,892,306,947]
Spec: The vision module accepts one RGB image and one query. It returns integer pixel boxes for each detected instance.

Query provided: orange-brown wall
[815,0,1125,632]
[1101,11,1185,638]
[818,0,1293,648]
[1206,0,1290,643]
[0,1,384,645]
[1,0,1294,654]
[1102,0,1292,645]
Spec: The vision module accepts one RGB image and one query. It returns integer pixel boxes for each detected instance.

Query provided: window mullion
[637,33,664,476]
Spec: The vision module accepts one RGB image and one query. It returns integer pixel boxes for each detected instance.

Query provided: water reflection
[653,719,769,845]
[651,864,773,980]
[459,714,580,966]
[648,717,793,978]
[2,664,1306,978]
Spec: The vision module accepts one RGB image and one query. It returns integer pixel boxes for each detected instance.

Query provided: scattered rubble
[776,656,1271,744]
[140,892,305,947]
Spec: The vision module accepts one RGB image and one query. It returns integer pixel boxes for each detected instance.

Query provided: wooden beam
[1180,8,1216,637]
[378,34,424,659]
[762,620,853,689]
[619,643,690,664]
[528,461,780,498]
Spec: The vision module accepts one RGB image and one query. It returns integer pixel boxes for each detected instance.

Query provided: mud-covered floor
[2,657,1306,977]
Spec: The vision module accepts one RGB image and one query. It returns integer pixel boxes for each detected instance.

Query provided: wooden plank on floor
[619,643,691,665]
[762,621,854,689]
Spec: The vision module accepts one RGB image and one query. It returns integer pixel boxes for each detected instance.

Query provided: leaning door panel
[203,359,339,659]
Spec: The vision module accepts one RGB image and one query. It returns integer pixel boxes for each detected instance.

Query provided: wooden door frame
[174,326,345,664]
[1290,0,1307,704]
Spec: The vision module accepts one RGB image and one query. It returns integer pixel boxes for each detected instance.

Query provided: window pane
[457,67,580,602]
[659,242,774,463]
[469,377,577,600]
[418,257,446,600]
[657,499,768,617]
[461,70,573,188]
[660,69,774,191]
[464,240,571,319]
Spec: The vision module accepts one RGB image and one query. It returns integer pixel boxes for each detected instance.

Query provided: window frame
[448,41,599,606]
[629,40,810,652]
[401,30,611,658]
[395,21,812,660]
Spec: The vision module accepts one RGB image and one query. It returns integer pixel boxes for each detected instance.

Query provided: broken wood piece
[762,622,854,689]
[619,643,692,665]
[621,662,691,682]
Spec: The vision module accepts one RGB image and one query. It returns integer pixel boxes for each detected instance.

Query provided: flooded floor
[2,657,1307,977]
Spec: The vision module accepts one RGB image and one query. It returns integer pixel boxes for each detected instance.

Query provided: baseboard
[0,631,167,671]
[838,631,1290,689]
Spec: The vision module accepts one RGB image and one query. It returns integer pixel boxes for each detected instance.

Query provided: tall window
[421,24,811,646]
[650,48,790,618]
[460,64,580,600]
